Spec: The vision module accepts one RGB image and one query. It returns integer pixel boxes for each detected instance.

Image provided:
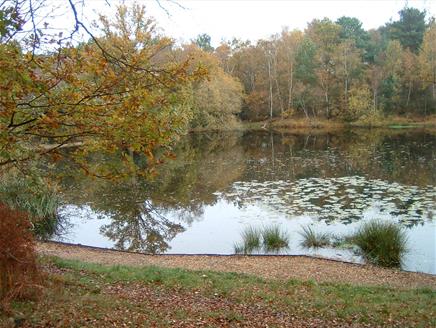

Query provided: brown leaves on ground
[11,265,377,328]
[100,282,367,328]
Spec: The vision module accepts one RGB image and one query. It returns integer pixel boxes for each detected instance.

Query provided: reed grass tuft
[352,220,407,268]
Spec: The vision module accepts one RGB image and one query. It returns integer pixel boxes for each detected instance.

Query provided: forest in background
[190,6,436,126]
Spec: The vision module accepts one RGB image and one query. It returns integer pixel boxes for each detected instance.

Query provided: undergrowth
[0,204,41,311]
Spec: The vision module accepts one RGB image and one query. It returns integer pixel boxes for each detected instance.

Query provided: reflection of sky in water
[57,175,436,274]
[53,131,436,275]
[56,206,113,249]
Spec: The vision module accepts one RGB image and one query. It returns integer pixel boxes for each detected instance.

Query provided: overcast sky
[144,0,436,45]
[56,0,436,46]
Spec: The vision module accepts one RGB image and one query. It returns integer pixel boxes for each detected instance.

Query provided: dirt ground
[37,241,436,289]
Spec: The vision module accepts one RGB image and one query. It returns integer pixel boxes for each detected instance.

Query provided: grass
[299,220,408,269]
[2,257,434,327]
[352,220,408,268]
[234,225,289,254]
[299,225,331,249]
[261,225,289,252]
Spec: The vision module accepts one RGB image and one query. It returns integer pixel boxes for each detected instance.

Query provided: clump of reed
[233,226,262,254]
[261,225,290,252]
[299,220,408,269]
[352,220,408,268]
[234,224,289,254]
[299,225,331,249]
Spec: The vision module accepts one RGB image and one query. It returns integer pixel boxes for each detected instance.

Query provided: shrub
[345,86,373,121]
[352,220,408,268]
[299,225,331,248]
[0,173,62,239]
[0,203,41,309]
[261,225,289,252]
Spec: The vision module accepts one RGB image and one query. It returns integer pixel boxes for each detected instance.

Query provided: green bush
[352,220,407,268]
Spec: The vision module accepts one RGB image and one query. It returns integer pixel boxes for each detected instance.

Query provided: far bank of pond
[49,128,435,274]
[240,115,436,132]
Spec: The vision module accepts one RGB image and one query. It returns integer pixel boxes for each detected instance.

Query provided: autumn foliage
[0,203,40,308]
[0,4,204,177]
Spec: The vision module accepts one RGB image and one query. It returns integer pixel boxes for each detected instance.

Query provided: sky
[144,0,436,45]
[51,0,436,46]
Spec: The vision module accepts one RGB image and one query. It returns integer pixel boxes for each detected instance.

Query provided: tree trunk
[433,69,435,100]
[344,77,348,105]
[311,105,316,118]
[250,74,255,92]
[406,81,412,107]
[301,98,309,119]
[432,54,436,100]
[272,50,284,115]
[343,48,349,111]
[288,63,293,110]
[267,56,273,119]
[325,91,330,119]
[373,89,377,112]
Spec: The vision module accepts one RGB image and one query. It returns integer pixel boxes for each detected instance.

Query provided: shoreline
[37,241,436,289]
[239,115,436,132]
[40,240,433,277]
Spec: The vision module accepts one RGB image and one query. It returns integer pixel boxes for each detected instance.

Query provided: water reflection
[100,199,184,254]
[54,129,435,272]
[223,177,434,226]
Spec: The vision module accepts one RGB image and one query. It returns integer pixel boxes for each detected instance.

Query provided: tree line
[195,7,436,123]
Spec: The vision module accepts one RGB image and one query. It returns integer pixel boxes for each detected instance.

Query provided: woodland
[206,7,436,123]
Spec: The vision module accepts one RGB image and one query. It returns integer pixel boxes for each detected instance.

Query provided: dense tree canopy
[388,7,427,53]
[0,3,206,176]
[217,7,435,121]
[193,33,214,52]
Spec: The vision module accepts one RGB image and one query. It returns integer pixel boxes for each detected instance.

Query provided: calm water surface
[54,130,436,274]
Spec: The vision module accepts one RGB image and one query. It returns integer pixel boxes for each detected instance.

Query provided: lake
[53,129,436,274]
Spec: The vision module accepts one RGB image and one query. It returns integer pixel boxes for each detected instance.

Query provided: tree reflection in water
[100,199,184,253]
[57,132,245,253]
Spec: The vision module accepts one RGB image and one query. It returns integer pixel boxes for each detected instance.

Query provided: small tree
[346,86,373,121]
[194,33,214,52]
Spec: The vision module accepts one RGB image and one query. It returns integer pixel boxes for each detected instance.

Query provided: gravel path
[38,241,436,289]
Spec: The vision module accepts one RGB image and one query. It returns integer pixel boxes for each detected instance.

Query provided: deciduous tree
[0,4,203,177]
